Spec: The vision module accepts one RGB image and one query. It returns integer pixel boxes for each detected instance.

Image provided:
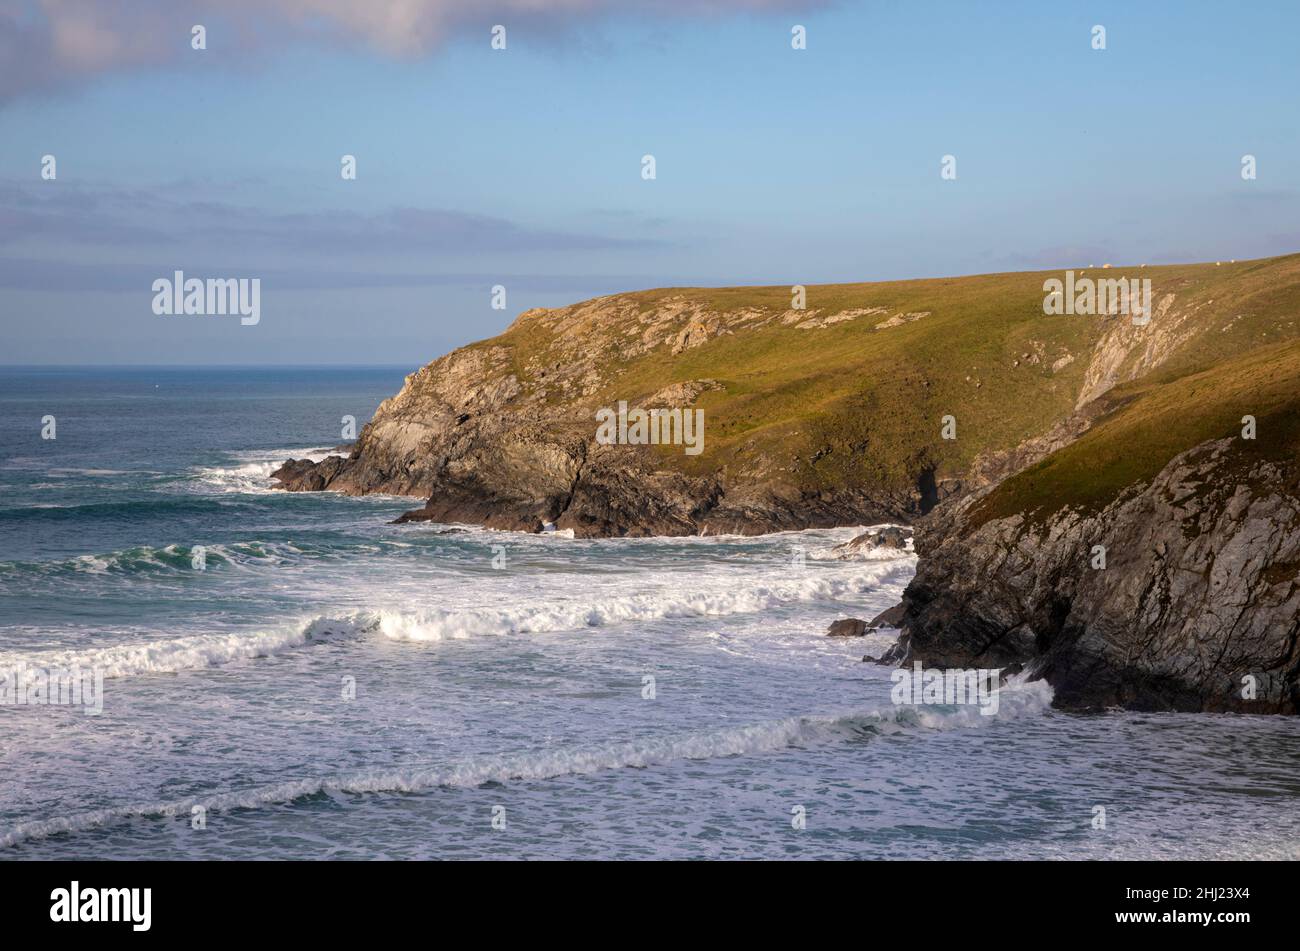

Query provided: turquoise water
[1,367,1298,859]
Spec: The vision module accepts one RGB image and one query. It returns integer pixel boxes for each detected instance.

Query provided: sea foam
[2,561,912,676]
[0,680,1053,850]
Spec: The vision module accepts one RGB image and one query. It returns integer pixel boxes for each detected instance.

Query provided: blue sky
[2,0,1298,364]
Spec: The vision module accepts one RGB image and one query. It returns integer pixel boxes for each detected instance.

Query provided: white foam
[0,616,356,679]
[72,554,112,574]
[64,542,291,575]
[192,447,344,494]
[810,523,916,561]
[373,562,913,641]
[2,556,915,678]
[0,681,1053,850]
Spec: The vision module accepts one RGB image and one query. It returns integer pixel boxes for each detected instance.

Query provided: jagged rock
[874,527,910,549]
[874,635,910,666]
[892,438,1300,713]
[671,317,716,354]
[271,455,345,492]
[868,603,907,629]
[1075,292,1181,408]
[830,526,912,557]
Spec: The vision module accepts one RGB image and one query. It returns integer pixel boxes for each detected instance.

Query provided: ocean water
[1,366,1298,860]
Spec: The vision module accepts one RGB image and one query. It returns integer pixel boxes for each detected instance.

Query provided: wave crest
[374,563,913,641]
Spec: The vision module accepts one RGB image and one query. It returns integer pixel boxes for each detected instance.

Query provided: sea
[1,366,1297,860]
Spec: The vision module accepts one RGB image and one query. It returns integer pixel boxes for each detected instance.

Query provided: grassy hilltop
[476,252,1300,513]
[278,251,1300,537]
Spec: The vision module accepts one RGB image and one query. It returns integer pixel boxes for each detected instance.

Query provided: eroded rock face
[1075,292,1184,408]
[893,438,1300,712]
[269,286,955,536]
[269,342,912,537]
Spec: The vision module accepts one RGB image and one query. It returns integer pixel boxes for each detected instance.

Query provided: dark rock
[271,456,345,492]
[875,632,910,666]
[826,618,869,638]
[867,602,907,629]
[830,526,914,558]
[896,438,1300,713]
[874,527,911,549]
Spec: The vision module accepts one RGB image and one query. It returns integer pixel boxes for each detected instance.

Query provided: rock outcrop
[828,526,912,558]
[891,438,1300,712]
[826,618,869,638]
[273,275,1099,534]
[269,337,917,535]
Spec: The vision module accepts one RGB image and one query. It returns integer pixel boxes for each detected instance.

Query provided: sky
[1,0,1298,365]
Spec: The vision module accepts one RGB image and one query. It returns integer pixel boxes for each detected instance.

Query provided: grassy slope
[972,255,1300,525]
[472,253,1300,506]
[972,337,1300,525]
[618,274,1089,493]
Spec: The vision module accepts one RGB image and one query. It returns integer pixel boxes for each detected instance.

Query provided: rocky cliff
[275,256,1300,538]
[895,437,1300,712]
[890,327,1300,712]
[274,260,1233,533]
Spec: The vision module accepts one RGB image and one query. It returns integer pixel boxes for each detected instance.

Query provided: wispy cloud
[0,178,676,292]
[0,256,690,293]
[1,0,827,102]
[0,179,670,255]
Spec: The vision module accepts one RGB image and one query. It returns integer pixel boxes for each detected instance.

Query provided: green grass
[471,253,1300,507]
[971,337,1300,525]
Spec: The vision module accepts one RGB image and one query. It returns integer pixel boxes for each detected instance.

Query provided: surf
[0,679,1054,850]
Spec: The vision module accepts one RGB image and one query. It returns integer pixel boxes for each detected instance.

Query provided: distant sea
[1,366,1297,859]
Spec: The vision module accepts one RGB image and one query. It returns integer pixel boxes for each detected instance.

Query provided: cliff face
[896,437,1300,712]
[271,315,930,535]
[272,360,921,536]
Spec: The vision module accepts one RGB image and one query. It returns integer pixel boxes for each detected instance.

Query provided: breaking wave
[190,447,345,495]
[371,562,913,641]
[0,617,359,679]
[1,562,911,676]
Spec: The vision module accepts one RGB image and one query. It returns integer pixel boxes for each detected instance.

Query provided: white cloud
[1,0,825,100]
